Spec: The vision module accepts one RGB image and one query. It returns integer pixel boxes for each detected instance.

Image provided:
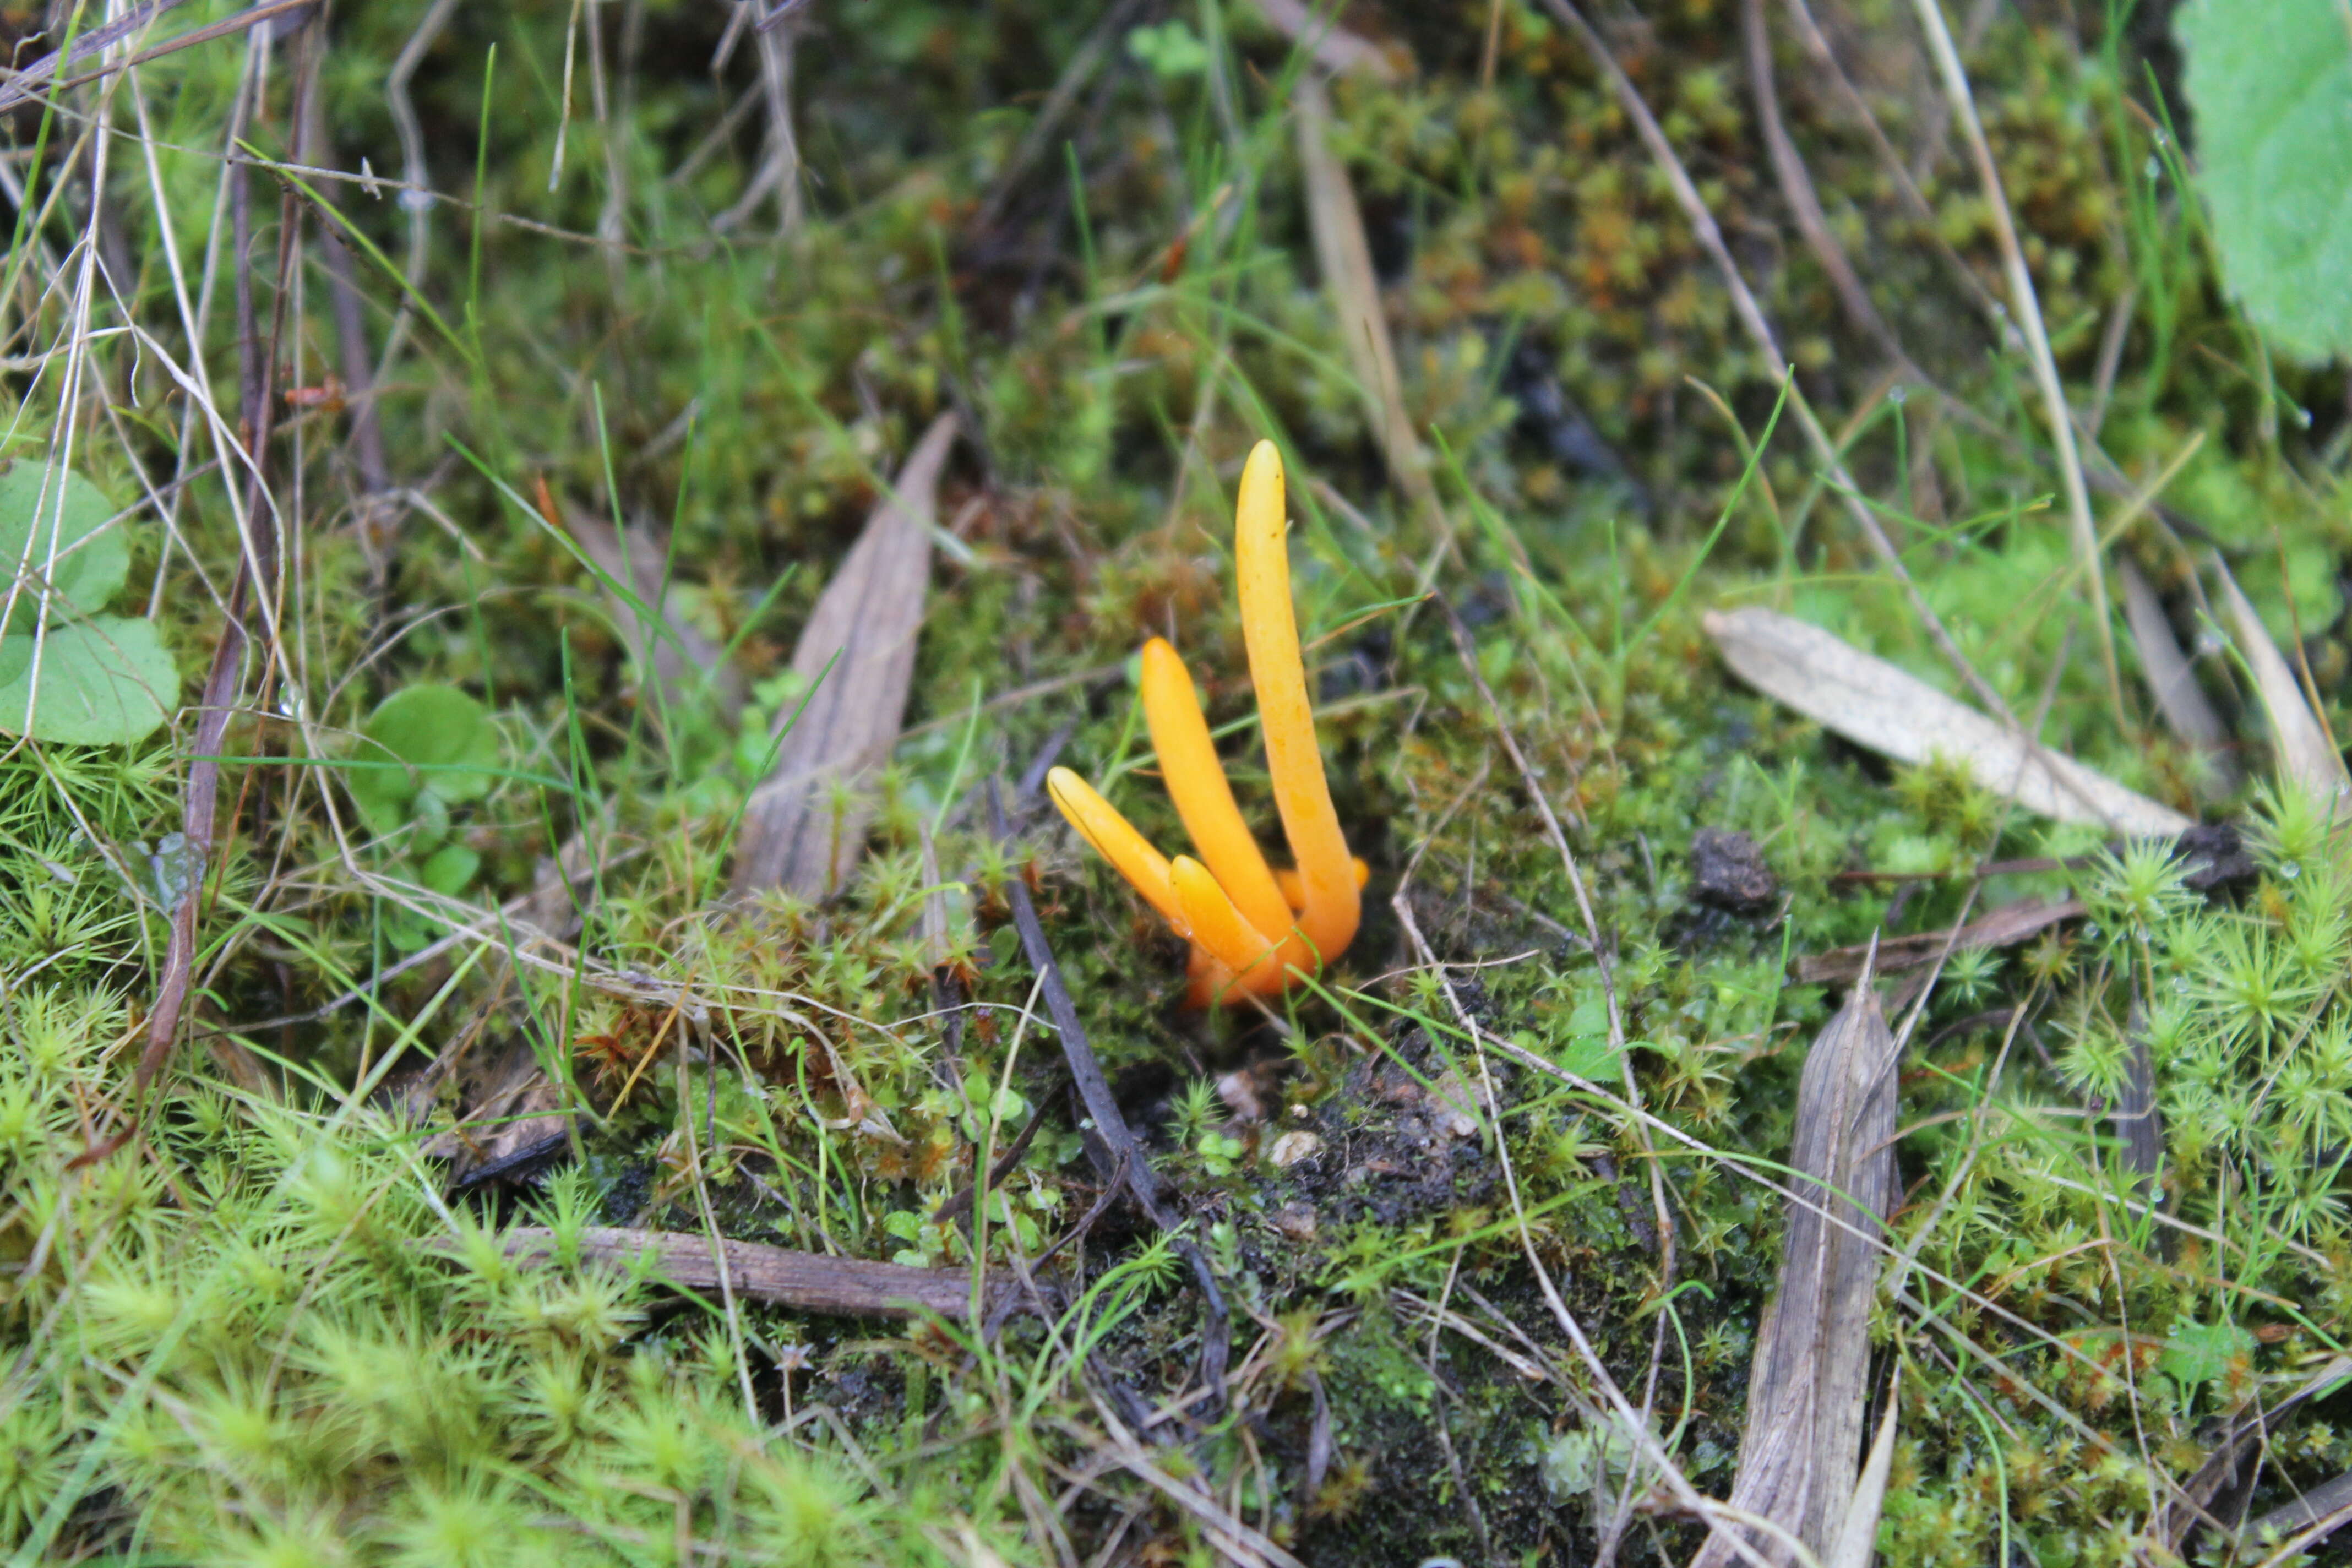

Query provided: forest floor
[3,1,2351,1564]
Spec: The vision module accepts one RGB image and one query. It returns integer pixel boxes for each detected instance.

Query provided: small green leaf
[0,617,178,746]
[2179,0,2352,363]
[419,843,481,896]
[0,460,129,638]
[347,685,501,832]
[2159,1318,2254,1392]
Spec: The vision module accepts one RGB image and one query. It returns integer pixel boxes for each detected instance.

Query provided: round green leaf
[347,685,501,832]
[418,843,481,896]
[0,460,129,638]
[0,616,179,746]
[2179,0,2352,363]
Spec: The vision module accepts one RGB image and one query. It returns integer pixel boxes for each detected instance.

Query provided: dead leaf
[1826,1391,1899,1568]
[2211,556,2350,807]
[1295,76,1437,521]
[2240,1467,2352,1554]
[1250,0,1404,81]
[732,413,957,900]
[498,1224,1014,1320]
[1695,978,1898,1567]
[1706,606,2191,837]
[2117,557,2231,785]
[560,503,745,727]
[1796,896,2083,986]
[424,1037,573,1187]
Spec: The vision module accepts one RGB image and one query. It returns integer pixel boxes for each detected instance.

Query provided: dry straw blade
[2209,556,2350,807]
[1294,75,1439,525]
[1706,606,2190,837]
[732,412,957,899]
[1695,977,1899,1567]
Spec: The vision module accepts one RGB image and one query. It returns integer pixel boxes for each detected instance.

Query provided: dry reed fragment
[2210,556,2350,806]
[1695,979,1899,1567]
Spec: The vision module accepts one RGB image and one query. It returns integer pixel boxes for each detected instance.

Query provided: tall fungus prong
[1048,440,1362,1006]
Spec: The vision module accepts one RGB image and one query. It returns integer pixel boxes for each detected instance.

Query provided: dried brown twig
[498,1226,1019,1320]
[991,779,1231,1412]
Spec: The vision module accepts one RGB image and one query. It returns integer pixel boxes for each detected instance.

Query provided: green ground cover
[1,0,2349,1562]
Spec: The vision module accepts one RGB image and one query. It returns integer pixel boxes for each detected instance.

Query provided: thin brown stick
[0,0,313,114]
[129,32,286,1113]
[992,780,1230,1412]
[498,1226,1016,1320]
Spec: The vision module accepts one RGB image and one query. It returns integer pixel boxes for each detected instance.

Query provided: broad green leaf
[0,617,178,745]
[347,684,501,833]
[418,843,480,896]
[2178,0,2352,363]
[0,460,129,637]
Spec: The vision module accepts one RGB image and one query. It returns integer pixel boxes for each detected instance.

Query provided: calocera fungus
[1047,440,1366,1005]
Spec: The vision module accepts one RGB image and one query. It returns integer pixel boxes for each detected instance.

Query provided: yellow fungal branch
[1047,439,1365,1006]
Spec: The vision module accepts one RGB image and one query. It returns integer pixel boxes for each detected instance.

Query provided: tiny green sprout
[1940,944,2001,1006]
[2249,779,2345,879]
[1269,1306,1328,1390]
[2084,837,2194,943]
[1196,1129,1246,1178]
[1169,1076,1222,1150]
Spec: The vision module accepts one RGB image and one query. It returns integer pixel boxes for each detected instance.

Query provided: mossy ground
[2,0,2350,1562]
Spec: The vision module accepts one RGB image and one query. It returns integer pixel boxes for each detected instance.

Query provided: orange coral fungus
[1047,440,1366,1006]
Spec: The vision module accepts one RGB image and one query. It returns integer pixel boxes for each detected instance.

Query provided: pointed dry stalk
[732,413,956,900]
[1695,979,1899,1567]
[1293,75,1440,526]
[2210,555,2350,807]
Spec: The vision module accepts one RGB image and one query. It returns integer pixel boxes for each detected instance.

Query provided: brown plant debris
[1694,976,1899,1566]
[498,1226,1014,1320]
[1706,606,2190,836]
[1796,896,2083,986]
[732,412,957,900]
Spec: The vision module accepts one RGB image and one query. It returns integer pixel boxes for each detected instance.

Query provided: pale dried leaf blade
[1705,607,2190,836]
[564,506,744,726]
[1826,1393,1899,1568]
[1694,983,1898,1567]
[2211,557,2350,806]
[732,413,957,900]
[2117,557,2228,756]
[1294,76,1436,517]
[1797,896,2083,986]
